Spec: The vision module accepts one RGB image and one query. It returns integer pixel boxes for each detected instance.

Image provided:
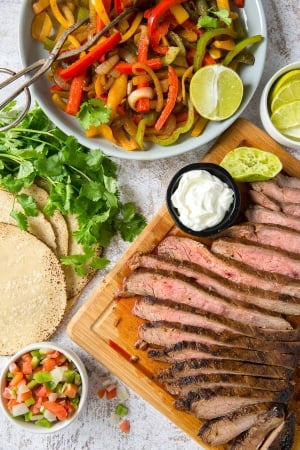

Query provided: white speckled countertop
[0,1,300,449]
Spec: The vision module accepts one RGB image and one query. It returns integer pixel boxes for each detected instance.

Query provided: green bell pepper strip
[135,112,157,150]
[149,97,194,146]
[222,34,264,66]
[193,27,237,71]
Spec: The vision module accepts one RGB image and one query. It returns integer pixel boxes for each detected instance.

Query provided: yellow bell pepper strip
[121,12,143,42]
[91,0,110,26]
[222,34,264,66]
[147,0,185,53]
[193,27,237,71]
[149,97,194,145]
[155,66,178,131]
[106,74,128,118]
[31,11,53,42]
[170,4,189,24]
[86,124,117,142]
[191,116,208,137]
[181,65,193,104]
[114,58,163,74]
[59,31,122,79]
[112,126,138,150]
[65,73,86,116]
[32,0,50,15]
[216,0,230,10]
[50,0,73,28]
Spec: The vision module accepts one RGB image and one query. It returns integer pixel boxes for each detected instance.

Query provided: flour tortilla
[0,223,67,355]
[0,189,57,252]
[64,214,102,299]
[22,184,69,257]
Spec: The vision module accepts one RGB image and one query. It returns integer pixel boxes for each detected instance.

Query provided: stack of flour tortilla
[0,184,100,355]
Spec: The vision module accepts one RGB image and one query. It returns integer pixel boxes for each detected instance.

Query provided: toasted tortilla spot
[63,214,102,299]
[0,189,57,252]
[22,184,69,257]
[0,222,66,355]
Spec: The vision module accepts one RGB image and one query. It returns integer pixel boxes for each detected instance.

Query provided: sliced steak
[198,403,276,446]
[174,387,291,420]
[156,235,300,298]
[163,373,292,396]
[139,321,300,353]
[275,173,300,189]
[248,189,281,210]
[122,268,291,330]
[261,411,296,450]
[128,252,300,316]
[251,180,300,204]
[245,205,300,232]
[222,222,300,255]
[211,237,300,280]
[147,342,297,369]
[230,405,285,450]
[282,203,300,217]
[157,359,293,382]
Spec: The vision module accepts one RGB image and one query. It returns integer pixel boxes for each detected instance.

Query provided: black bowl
[166,162,241,237]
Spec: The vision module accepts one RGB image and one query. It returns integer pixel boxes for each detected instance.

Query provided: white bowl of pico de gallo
[0,342,88,433]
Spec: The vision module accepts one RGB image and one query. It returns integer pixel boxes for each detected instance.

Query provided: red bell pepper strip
[136,27,150,113]
[155,65,178,131]
[65,73,86,115]
[59,31,122,79]
[203,53,217,66]
[114,0,123,14]
[114,58,163,74]
[147,0,185,49]
[232,0,244,7]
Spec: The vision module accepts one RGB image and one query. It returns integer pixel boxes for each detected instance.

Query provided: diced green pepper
[33,371,52,383]
[36,418,52,428]
[222,34,264,66]
[63,370,75,383]
[25,396,35,407]
[27,379,39,390]
[115,403,128,418]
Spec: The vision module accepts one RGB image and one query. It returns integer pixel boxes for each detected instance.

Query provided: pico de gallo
[2,348,82,428]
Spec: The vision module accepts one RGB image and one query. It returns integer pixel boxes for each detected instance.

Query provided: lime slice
[281,127,300,141]
[220,146,283,182]
[271,100,300,131]
[270,70,300,102]
[271,80,300,112]
[190,65,243,121]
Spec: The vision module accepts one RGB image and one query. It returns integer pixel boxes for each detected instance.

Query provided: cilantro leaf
[198,8,232,28]
[77,99,111,131]
[198,15,219,28]
[17,194,39,216]
[10,210,28,230]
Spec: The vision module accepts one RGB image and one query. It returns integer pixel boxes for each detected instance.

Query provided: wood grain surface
[68,118,300,449]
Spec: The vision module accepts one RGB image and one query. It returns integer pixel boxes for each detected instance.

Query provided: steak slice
[198,403,276,446]
[156,235,300,298]
[248,189,281,210]
[275,173,300,189]
[261,411,296,450]
[174,387,291,419]
[282,203,300,217]
[156,359,293,382]
[163,373,292,396]
[222,223,300,255]
[211,237,300,280]
[245,205,300,232]
[122,268,291,330]
[147,342,297,369]
[128,252,300,316]
[230,405,285,450]
[251,180,300,204]
[139,321,300,353]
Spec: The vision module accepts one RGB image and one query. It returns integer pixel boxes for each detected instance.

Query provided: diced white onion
[117,385,129,402]
[12,403,29,417]
[50,365,68,385]
[108,412,121,425]
[44,409,57,422]
[48,392,58,402]
[128,87,154,111]
[30,414,44,421]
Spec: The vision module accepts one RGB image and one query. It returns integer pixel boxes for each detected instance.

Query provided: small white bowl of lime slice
[260,61,300,150]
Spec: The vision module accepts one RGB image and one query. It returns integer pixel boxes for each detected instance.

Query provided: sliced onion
[95,54,120,75]
[128,87,154,111]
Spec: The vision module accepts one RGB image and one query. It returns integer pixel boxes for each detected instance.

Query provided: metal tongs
[0,6,138,131]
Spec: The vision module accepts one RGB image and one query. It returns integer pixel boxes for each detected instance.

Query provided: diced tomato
[7,398,19,413]
[105,386,117,400]
[119,419,130,433]
[31,396,43,415]
[42,358,57,371]
[19,390,32,402]
[97,388,106,399]
[2,387,15,400]
[43,401,68,421]
[63,383,78,399]
[8,362,19,374]
[46,350,60,359]
[9,372,24,387]
[21,354,33,375]
[34,385,53,399]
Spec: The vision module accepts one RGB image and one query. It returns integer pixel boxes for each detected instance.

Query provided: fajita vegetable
[30,0,263,151]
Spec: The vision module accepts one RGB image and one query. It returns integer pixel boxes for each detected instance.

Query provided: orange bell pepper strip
[65,73,86,116]
[59,31,122,79]
[155,66,178,131]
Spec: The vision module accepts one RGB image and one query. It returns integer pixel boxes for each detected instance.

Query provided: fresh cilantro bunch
[0,102,146,274]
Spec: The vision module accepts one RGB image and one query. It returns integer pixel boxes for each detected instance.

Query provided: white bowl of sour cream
[166,163,241,237]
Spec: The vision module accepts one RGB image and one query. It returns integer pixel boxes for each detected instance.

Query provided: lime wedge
[271,80,300,112]
[270,70,300,102]
[281,127,300,141]
[220,146,283,182]
[190,65,243,121]
[271,100,300,131]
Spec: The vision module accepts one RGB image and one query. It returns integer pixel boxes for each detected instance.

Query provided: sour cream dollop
[171,169,234,232]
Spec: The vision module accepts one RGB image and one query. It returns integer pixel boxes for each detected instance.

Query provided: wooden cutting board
[67,118,300,450]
